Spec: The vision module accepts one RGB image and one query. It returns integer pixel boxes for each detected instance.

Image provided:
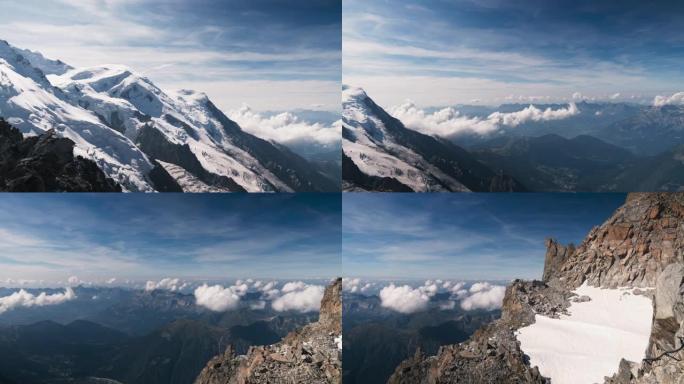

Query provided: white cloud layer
[145,277,188,292]
[389,101,579,137]
[653,92,684,107]
[194,283,241,312]
[227,105,341,145]
[0,288,76,314]
[379,283,431,314]
[342,277,374,294]
[271,282,324,313]
[460,282,506,311]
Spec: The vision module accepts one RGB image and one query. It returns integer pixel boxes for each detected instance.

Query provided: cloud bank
[653,92,684,107]
[227,105,341,146]
[460,282,506,311]
[389,101,579,137]
[379,283,432,314]
[145,277,188,292]
[271,282,324,313]
[194,283,241,312]
[343,277,374,294]
[0,288,76,314]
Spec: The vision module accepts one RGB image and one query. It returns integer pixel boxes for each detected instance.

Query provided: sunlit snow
[516,283,653,384]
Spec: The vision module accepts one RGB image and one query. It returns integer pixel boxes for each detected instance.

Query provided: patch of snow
[516,283,653,384]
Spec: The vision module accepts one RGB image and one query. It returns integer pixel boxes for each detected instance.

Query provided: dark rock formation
[0,118,121,191]
[388,193,684,384]
[194,278,342,384]
[148,160,184,192]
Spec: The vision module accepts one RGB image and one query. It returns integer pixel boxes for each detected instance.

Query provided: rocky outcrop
[0,118,121,191]
[545,193,684,290]
[194,278,342,384]
[388,193,684,384]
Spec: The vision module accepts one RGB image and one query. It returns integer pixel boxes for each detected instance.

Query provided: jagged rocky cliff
[0,118,121,191]
[388,193,684,384]
[194,278,342,384]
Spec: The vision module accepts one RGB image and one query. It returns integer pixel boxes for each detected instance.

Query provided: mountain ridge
[0,40,337,192]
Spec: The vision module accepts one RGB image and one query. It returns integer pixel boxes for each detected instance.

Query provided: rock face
[388,193,684,384]
[194,278,342,384]
[544,193,684,290]
[0,118,121,191]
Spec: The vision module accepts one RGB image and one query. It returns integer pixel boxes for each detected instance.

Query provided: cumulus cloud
[271,282,324,313]
[343,277,374,294]
[379,284,431,314]
[68,276,81,286]
[0,288,76,314]
[145,277,188,292]
[390,101,578,137]
[460,282,506,311]
[227,105,341,145]
[609,92,621,100]
[653,92,684,107]
[194,284,241,312]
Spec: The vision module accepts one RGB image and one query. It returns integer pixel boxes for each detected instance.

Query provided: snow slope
[0,42,154,191]
[0,40,335,192]
[516,283,653,384]
[342,86,469,192]
[51,66,291,192]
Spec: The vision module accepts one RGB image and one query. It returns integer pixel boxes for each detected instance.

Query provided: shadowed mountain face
[0,40,338,192]
[341,87,525,192]
[342,292,499,384]
[0,287,316,384]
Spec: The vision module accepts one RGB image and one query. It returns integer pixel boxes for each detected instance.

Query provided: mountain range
[0,40,338,192]
[343,292,498,384]
[343,87,684,192]
[0,286,319,384]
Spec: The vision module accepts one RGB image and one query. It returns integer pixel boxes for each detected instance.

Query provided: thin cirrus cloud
[0,0,341,111]
[343,193,626,280]
[0,194,340,284]
[343,0,684,107]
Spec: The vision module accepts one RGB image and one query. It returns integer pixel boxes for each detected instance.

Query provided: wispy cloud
[343,0,684,107]
[0,0,340,111]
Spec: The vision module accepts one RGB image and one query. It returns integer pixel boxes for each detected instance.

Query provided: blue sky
[343,193,626,280]
[0,194,341,283]
[0,0,341,111]
[343,0,684,107]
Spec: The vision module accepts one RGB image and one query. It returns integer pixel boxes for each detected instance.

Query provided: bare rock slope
[194,278,342,384]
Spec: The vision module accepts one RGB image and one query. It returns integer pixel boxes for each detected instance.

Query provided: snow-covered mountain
[0,40,337,192]
[342,85,524,192]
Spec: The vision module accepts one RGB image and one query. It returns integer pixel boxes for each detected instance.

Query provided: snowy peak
[0,40,55,89]
[342,84,368,103]
[0,42,337,192]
